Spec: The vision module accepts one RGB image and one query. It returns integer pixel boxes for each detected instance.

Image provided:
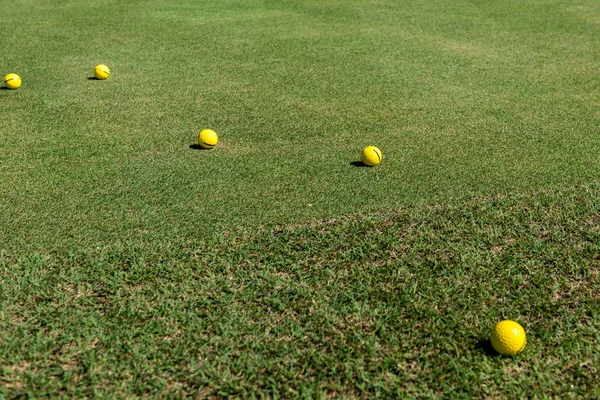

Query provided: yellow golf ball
[198,129,219,149]
[490,320,527,356]
[4,73,22,89]
[361,146,382,167]
[94,64,110,80]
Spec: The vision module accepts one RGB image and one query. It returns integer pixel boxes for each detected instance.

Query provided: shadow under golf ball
[350,161,371,168]
[189,144,213,150]
[475,338,501,356]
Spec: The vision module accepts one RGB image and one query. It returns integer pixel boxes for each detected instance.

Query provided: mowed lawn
[1,185,600,397]
[1,0,599,251]
[1,0,600,397]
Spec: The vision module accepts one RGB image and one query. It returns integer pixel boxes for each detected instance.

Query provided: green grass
[1,0,600,397]
[1,0,600,252]
[2,184,600,397]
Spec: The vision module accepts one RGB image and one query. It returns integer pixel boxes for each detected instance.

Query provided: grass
[1,0,599,252]
[1,0,600,397]
[1,183,600,397]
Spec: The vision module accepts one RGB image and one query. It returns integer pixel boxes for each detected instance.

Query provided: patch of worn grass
[1,183,599,397]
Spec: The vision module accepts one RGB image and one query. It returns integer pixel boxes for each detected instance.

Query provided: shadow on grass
[475,338,499,357]
[350,161,370,168]
[87,77,99,80]
[0,87,13,90]
[189,144,209,150]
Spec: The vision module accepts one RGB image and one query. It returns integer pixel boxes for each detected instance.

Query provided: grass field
[1,0,600,397]
[2,185,600,397]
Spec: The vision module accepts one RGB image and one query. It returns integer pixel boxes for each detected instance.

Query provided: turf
[1,184,600,397]
[1,0,600,397]
[1,0,600,252]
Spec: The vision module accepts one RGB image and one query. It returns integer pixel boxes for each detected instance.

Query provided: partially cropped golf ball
[361,146,382,167]
[490,320,527,356]
[94,64,110,80]
[4,73,22,89]
[198,129,219,149]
